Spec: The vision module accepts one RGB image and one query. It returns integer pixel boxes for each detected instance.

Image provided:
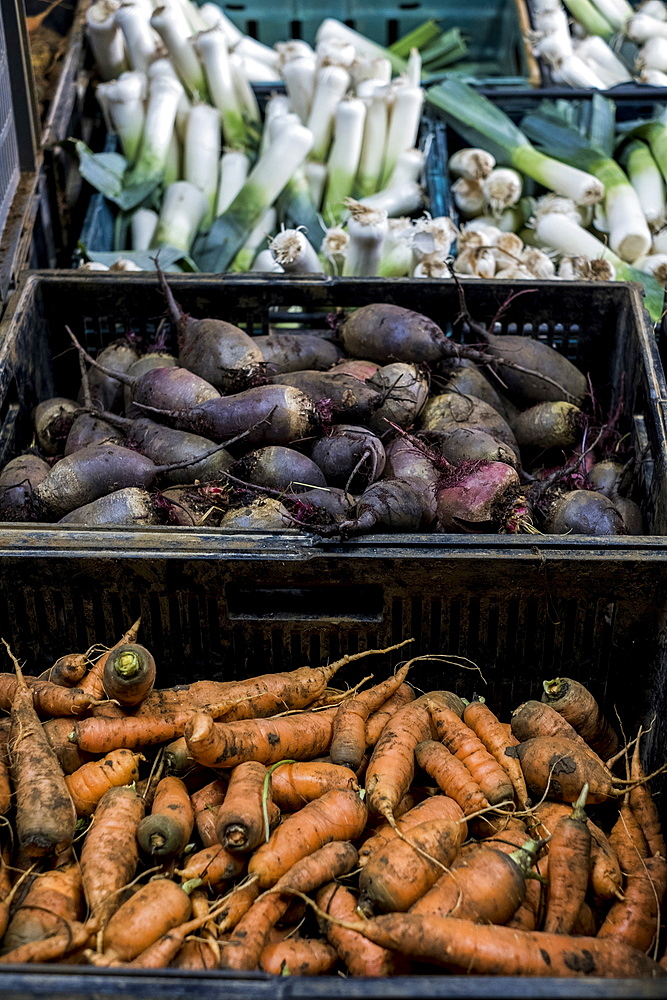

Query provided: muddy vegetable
[368,364,429,432]
[420,394,519,460]
[436,462,525,532]
[430,427,518,468]
[255,334,342,373]
[341,304,449,364]
[0,455,50,521]
[271,371,382,424]
[511,402,584,451]
[233,446,327,493]
[444,364,510,420]
[312,426,386,491]
[125,354,178,415]
[477,332,588,406]
[339,479,427,537]
[33,398,81,456]
[65,414,124,455]
[59,488,162,526]
[542,490,624,535]
[220,498,292,530]
[81,339,140,413]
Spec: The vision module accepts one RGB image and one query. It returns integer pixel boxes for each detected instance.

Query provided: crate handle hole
[226,585,384,622]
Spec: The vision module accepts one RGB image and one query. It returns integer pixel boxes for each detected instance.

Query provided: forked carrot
[543,786,592,935]
[316,882,399,976]
[630,734,666,859]
[330,663,411,771]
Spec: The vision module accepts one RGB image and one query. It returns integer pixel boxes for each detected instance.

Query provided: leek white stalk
[283,56,317,124]
[251,249,284,272]
[230,53,260,123]
[640,1,667,20]
[197,125,313,272]
[269,228,323,274]
[482,168,522,215]
[155,0,191,39]
[531,192,582,226]
[342,201,388,276]
[152,180,207,251]
[305,161,327,209]
[359,181,423,217]
[321,226,349,274]
[216,150,250,216]
[231,208,277,272]
[355,91,388,198]
[448,147,495,180]
[620,139,666,231]
[522,247,556,278]
[452,177,485,217]
[233,36,280,69]
[163,131,181,186]
[86,0,128,81]
[126,72,183,189]
[388,148,424,187]
[407,48,421,88]
[131,207,158,249]
[173,0,206,35]
[316,38,357,68]
[563,0,614,39]
[184,103,220,227]
[260,95,292,156]
[115,2,157,73]
[378,237,415,277]
[148,58,191,141]
[196,28,246,149]
[306,65,351,162]
[627,12,667,41]
[553,53,607,88]
[323,97,366,224]
[109,257,143,271]
[558,256,616,280]
[413,254,451,278]
[268,113,301,144]
[97,72,145,162]
[316,18,406,73]
[640,68,667,84]
[632,252,667,282]
[630,122,667,186]
[379,85,424,188]
[637,37,667,71]
[276,40,315,66]
[653,227,667,252]
[590,0,631,30]
[575,36,632,83]
[150,6,208,99]
[237,55,282,83]
[199,4,240,41]
[353,57,392,87]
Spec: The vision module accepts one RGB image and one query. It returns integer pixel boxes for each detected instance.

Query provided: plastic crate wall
[0,5,20,241]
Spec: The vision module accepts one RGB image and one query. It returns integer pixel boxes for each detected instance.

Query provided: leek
[307,65,350,163]
[216,150,250,216]
[277,169,327,249]
[230,208,277,272]
[342,200,388,276]
[389,20,441,59]
[196,123,313,272]
[618,139,666,231]
[379,85,423,189]
[150,6,208,100]
[125,72,183,193]
[269,228,323,274]
[251,249,283,272]
[323,98,366,224]
[131,208,159,250]
[563,0,614,39]
[359,180,423,216]
[355,89,389,198]
[86,0,128,81]
[427,81,604,206]
[321,226,348,274]
[184,103,220,227]
[97,73,145,163]
[114,3,157,73]
[152,180,207,252]
[196,28,247,150]
[283,56,316,124]
[316,18,407,75]
[230,53,260,124]
[627,122,667,187]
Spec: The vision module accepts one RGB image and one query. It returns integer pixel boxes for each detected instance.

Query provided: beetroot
[232,446,326,493]
[436,462,526,533]
[311,426,385,491]
[430,427,517,468]
[542,489,624,535]
[329,359,380,381]
[254,334,341,373]
[511,402,583,451]
[59,488,162,526]
[420,393,519,460]
[445,364,510,420]
[289,487,355,523]
[33,398,81,456]
[125,353,178,415]
[478,331,588,406]
[0,455,50,521]
[383,438,439,522]
[338,479,427,537]
[65,414,124,455]
[341,304,449,364]
[80,339,140,412]
[368,363,429,433]
[270,371,382,424]
[586,460,624,498]
[220,498,292,530]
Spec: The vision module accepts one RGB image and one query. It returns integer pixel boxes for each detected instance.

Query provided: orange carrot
[327,912,664,977]
[359,817,463,912]
[571,902,597,937]
[415,741,492,834]
[217,879,261,934]
[511,700,598,755]
[535,801,621,901]
[101,878,193,963]
[65,749,141,817]
[80,785,145,929]
[270,761,358,811]
[137,776,194,859]
[0,920,92,965]
[365,683,416,748]
[0,674,93,716]
[171,938,219,969]
[0,742,10,817]
[542,676,619,759]
[1,859,82,955]
[507,858,545,932]
[216,761,271,853]
[260,937,338,975]
[79,619,141,700]
[508,736,616,804]
[543,786,592,935]
[598,855,667,952]
[37,653,88,688]
[249,788,366,888]
[316,882,399,976]
[6,648,76,857]
[428,701,514,806]
[609,800,649,874]
[43,717,94,774]
[330,663,411,771]
[164,737,194,774]
[129,893,226,969]
[630,735,666,859]
[70,711,207,753]
[411,840,538,924]
[463,699,530,809]
[359,794,465,866]
[222,840,357,971]
[103,644,156,707]
[365,694,432,825]
[184,708,337,769]
[191,779,227,847]
[176,844,245,887]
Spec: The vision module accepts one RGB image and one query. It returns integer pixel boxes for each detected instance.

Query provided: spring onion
[388,148,424,187]
[316,18,407,75]
[359,181,423,217]
[321,226,349,275]
[637,37,667,71]
[452,177,485,217]
[448,148,495,180]
[563,0,614,40]
[251,249,284,272]
[633,252,667,282]
[86,0,128,81]
[482,168,523,215]
[627,12,667,41]
[575,36,632,84]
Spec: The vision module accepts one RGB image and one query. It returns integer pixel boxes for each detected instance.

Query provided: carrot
[176,844,245,887]
[184,707,337,769]
[172,938,219,969]
[359,817,464,912]
[609,800,649,874]
[164,737,195,774]
[0,919,92,965]
[428,700,514,806]
[598,855,667,952]
[534,801,621,901]
[222,840,358,971]
[542,676,619,759]
[0,845,13,940]
[411,840,538,924]
[129,893,228,969]
[328,912,664,977]
[463,699,530,809]
[511,699,595,751]
[365,683,415,747]
[37,653,88,687]
[543,786,592,935]
[630,734,666,859]
[260,937,338,975]
[330,663,411,771]
[191,779,227,847]
[508,736,616,803]
[248,788,366,888]
[365,694,432,825]
[359,794,465,866]
[100,878,194,963]
[415,741,492,834]
[137,776,194,859]
[316,883,399,976]
[80,785,145,929]
[5,644,76,857]
[217,878,260,933]
[70,711,208,753]
[65,749,142,817]
[103,644,156,707]
[79,618,141,700]
[0,742,10,817]
[216,761,271,853]
[507,859,545,932]
[0,674,92,716]
[571,901,597,937]
[1,860,82,954]
[43,717,94,774]
[270,761,358,811]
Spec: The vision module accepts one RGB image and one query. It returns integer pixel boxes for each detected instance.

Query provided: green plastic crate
[205,0,528,84]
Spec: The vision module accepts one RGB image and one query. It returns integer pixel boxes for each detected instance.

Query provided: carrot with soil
[543,785,592,935]
[463,699,530,809]
[429,700,515,807]
[541,677,619,759]
[102,644,156,707]
[65,749,142,816]
[215,761,272,853]
[330,662,412,771]
[270,761,358,811]
[79,619,141,701]
[137,776,194,858]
